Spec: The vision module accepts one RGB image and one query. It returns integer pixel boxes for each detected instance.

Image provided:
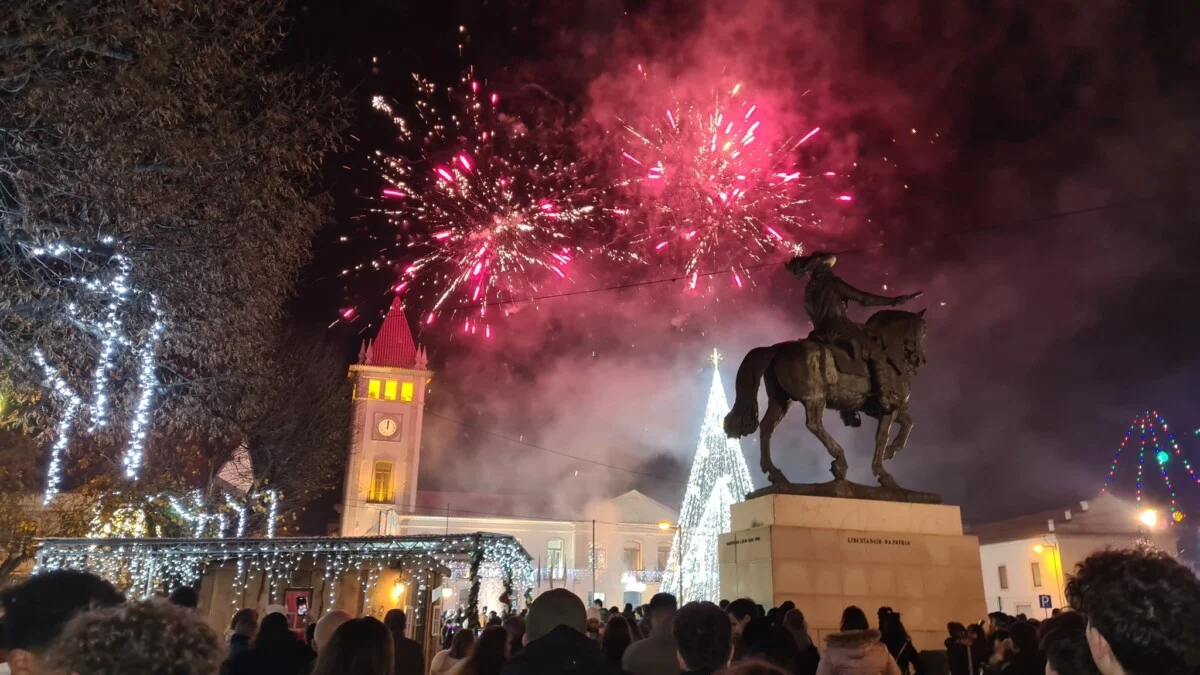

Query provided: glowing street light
[658,520,675,531]
[1032,544,1045,554]
[1138,509,1159,528]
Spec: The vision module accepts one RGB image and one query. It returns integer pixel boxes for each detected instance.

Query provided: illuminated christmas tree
[662,350,754,602]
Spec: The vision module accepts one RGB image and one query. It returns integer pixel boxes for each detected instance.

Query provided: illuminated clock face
[377,417,398,437]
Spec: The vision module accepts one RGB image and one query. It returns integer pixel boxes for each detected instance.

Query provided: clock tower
[340,298,432,536]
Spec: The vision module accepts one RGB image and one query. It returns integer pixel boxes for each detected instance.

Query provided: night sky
[283,0,1200,526]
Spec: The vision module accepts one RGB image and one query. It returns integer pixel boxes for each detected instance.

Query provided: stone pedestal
[719,493,986,650]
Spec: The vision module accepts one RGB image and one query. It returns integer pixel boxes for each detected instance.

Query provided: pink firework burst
[370,69,599,336]
[617,70,847,287]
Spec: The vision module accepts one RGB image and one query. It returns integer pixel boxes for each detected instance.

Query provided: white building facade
[338,301,678,609]
[970,493,1178,617]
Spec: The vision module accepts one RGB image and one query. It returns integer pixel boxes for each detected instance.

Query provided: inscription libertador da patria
[846,536,912,546]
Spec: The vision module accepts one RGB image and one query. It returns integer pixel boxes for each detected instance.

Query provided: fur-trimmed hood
[816,630,901,675]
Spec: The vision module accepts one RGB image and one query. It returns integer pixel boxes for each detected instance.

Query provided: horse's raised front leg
[758,397,791,485]
[884,407,913,460]
[803,399,848,480]
[872,411,901,488]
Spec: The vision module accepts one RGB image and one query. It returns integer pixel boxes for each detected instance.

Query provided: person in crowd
[1064,546,1200,675]
[168,586,200,609]
[624,603,637,625]
[500,588,615,675]
[719,661,792,675]
[880,612,926,675]
[311,616,393,675]
[223,611,314,675]
[719,600,730,611]
[675,601,734,675]
[503,615,526,658]
[601,616,635,670]
[587,599,604,623]
[1041,626,1099,675]
[432,628,476,675]
[944,622,974,675]
[385,609,426,675]
[876,608,893,632]
[967,625,989,673]
[586,618,603,641]
[784,609,820,675]
[814,606,901,675]
[0,570,125,675]
[227,609,259,659]
[623,592,680,675]
[986,621,1042,675]
[726,598,758,660]
[44,599,222,675]
[454,626,510,675]
[741,622,798,673]
[313,610,352,654]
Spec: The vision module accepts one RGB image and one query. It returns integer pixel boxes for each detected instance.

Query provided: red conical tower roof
[365,298,419,369]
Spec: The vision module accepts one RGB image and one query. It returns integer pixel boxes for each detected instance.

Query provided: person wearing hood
[783,610,820,675]
[815,607,901,675]
[499,589,617,675]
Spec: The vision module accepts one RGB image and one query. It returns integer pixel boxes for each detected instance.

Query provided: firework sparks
[367,66,599,336]
[617,71,847,287]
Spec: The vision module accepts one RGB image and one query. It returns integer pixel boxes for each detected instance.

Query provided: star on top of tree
[709,348,722,367]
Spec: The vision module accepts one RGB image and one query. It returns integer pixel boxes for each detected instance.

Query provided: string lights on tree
[662,349,754,602]
[1102,410,1199,524]
[26,239,166,501]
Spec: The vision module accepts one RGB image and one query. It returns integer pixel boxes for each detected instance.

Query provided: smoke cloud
[375,0,1200,524]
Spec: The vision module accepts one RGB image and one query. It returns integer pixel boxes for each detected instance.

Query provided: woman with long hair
[311,617,393,675]
[814,606,902,675]
[452,626,509,675]
[431,629,476,675]
[224,612,315,675]
[601,616,635,669]
[880,612,926,675]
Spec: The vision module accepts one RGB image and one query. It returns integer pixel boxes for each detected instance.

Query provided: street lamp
[1032,540,1065,612]
[658,521,685,602]
[1138,509,1159,529]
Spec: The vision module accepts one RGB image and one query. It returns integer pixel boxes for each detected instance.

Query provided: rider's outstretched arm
[835,278,902,307]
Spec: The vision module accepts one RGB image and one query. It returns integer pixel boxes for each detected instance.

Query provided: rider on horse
[786,252,921,425]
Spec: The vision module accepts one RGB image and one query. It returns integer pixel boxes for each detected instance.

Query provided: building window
[401,381,415,401]
[1031,562,1042,587]
[589,544,607,571]
[622,541,642,571]
[367,379,382,399]
[368,461,393,503]
[657,543,671,571]
[547,539,564,579]
[998,565,1009,590]
[384,380,398,400]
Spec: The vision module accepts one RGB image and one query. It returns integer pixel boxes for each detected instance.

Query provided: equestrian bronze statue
[724,252,926,489]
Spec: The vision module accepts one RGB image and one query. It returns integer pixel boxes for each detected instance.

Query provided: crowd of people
[0,546,1196,675]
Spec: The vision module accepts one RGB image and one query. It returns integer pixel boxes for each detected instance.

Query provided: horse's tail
[723,345,781,438]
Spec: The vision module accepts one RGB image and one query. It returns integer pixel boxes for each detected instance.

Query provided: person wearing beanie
[499,589,618,675]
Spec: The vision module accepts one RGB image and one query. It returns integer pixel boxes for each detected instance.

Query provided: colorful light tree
[662,350,754,602]
[1101,410,1199,524]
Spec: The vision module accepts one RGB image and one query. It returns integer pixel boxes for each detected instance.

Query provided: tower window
[367,379,382,399]
[401,381,414,401]
[369,461,394,503]
[998,565,1009,590]
[384,380,398,401]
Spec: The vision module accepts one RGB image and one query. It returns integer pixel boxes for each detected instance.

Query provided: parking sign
[1038,594,1052,609]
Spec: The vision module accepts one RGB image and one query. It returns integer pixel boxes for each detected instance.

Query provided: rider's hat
[786,251,837,274]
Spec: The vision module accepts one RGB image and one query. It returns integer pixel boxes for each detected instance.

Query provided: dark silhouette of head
[311,616,393,675]
[168,586,199,609]
[840,606,870,632]
[674,602,733,672]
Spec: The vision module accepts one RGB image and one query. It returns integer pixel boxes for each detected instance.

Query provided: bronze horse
[723,309,927,488]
